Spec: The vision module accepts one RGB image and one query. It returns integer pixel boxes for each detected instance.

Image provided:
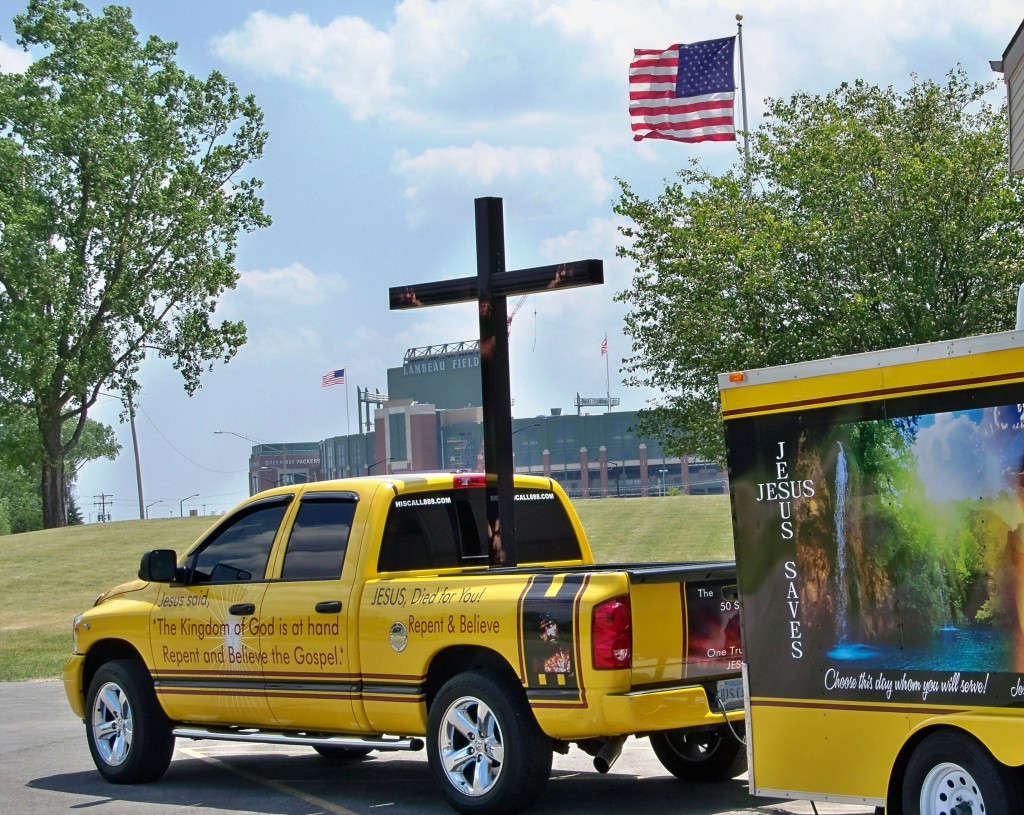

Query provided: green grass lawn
[0,495,735,682]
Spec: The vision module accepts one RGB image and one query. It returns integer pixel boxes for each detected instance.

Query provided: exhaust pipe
[593,735,627,774]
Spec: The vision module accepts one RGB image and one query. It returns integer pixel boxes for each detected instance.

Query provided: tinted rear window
[377,487,580,572]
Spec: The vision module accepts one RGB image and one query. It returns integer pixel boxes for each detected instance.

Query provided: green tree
[1,401,119,532]
[0,0,270,527]
[615,69,1024,463]
[0,463,39,533]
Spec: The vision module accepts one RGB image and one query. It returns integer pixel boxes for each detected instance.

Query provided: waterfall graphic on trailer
[827,442,876,660]
[834,442,850,645]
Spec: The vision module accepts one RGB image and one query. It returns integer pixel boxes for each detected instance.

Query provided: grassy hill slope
[0,495,734,682]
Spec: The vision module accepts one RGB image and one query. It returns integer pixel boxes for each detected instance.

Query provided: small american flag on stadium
[601,336,608,356]
[321,368,346,387]
[629,37,736,143]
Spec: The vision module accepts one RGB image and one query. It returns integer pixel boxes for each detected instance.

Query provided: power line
[133,401,242,474]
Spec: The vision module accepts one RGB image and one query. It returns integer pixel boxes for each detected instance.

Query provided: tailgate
[625,562,742,691]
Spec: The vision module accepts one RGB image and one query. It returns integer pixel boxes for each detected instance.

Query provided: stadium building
[248,340,726,499]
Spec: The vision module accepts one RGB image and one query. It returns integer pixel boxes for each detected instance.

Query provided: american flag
[601,336,607,356]
[629,37,736,143]
[321,368,346,387]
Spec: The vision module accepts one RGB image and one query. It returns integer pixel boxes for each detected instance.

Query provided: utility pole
[126,387,145,519]
[93,493,113,522]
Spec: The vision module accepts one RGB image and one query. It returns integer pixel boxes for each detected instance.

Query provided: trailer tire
[427,671,552,815]
[902,730,1023,815]
[85,659,175,784]
[649,723,747,782]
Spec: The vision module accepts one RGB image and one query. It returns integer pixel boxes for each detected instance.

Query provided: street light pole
[511,423,540,474]
[368,457,392,475]
[608,461,622,498]
[145,500,162,519]
[180,493,198,517]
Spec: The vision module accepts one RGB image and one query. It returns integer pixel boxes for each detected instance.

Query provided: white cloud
[211,1,618,133]
[210,2,520,126]
[542,215,624,265]
[212,11,403,121]
[0,41,31,73]
[239,324,323,362]
[236,262,348,304]
[392,141,611,203]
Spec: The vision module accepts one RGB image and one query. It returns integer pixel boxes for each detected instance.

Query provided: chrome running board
[172,726,423,752]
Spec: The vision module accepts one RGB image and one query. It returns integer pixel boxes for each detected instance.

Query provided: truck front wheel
[902,730,1022,815]
[427,671,552,815]
[649,723,747,781]
[85,660,175,784]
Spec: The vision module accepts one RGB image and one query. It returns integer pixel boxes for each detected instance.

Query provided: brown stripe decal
[751,698,968,716]
[519,573,589,707]
[515,576,536,682]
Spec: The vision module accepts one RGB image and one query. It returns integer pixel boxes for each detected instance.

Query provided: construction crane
[506,295,528,336]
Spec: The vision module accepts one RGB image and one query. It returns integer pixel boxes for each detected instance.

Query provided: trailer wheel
[85,659,175,784]
[902,730,1023,815]
[427,671,552,815]
[649,723,746,782]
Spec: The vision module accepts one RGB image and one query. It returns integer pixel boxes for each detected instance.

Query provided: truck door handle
[229,603,255,616]
[315,601,342,614]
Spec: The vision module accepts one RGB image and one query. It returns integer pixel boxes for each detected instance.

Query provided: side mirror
[139,549,178,583]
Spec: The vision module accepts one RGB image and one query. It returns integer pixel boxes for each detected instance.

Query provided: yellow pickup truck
[63,472,743,815]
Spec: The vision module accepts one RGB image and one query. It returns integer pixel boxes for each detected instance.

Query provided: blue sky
[2,1,1020,520]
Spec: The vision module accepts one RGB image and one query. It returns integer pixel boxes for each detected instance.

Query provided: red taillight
[454,474,487,489]
[592,595,631,669]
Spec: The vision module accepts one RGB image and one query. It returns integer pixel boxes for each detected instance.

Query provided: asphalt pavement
[1,680,877,815]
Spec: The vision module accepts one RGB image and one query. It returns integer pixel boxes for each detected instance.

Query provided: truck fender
[424,645,525,711]
[80,639,150,713]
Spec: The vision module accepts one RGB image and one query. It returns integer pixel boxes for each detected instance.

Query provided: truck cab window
[378,494,460,572]
[280,498,357,581]
[512,491,582,562]
[191,501,289,584]
[376,487,582,572]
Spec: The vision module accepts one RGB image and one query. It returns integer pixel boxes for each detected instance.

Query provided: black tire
[901,730,1023,815]
[649,723,747,782]
[427,671,552,815]
[85,659,175,784]
[312,745,373,761]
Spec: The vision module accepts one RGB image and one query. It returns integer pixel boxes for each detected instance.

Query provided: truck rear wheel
[85,659,175,784]
[427,671,552,815]
[902,730,1022,815]
[649,723,747,781]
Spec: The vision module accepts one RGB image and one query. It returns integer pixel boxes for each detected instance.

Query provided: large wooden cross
[390,197,603,567]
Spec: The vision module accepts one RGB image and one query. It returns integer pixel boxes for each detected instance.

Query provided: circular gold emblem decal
[389,621,408,652]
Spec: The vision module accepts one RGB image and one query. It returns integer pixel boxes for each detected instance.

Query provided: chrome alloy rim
[919,761,985,815]
[438,695,504,797]
[91,681,134,767]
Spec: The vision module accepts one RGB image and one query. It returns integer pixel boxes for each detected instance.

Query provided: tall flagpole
[736,14,751,196]
[603,334,611,413]
[345,374,351,437]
